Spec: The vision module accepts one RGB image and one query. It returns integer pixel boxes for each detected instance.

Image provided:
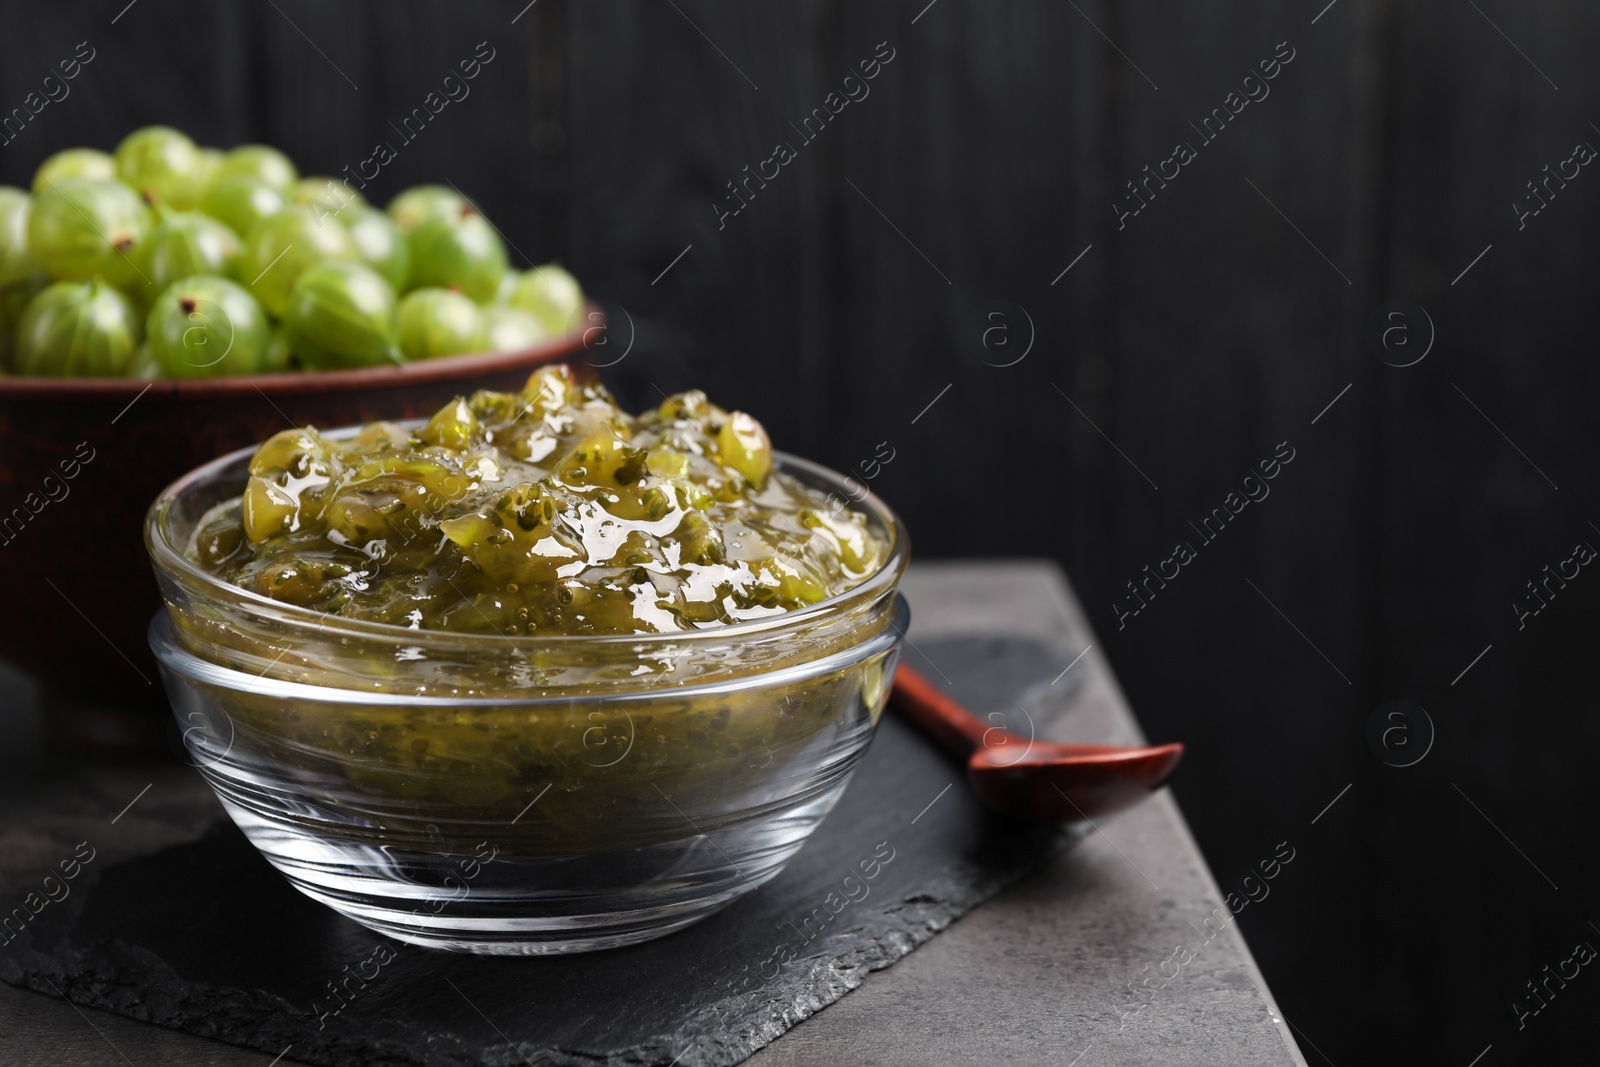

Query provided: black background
[3,1,1598,1064]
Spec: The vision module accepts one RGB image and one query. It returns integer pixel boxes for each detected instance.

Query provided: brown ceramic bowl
[0,310,601,754]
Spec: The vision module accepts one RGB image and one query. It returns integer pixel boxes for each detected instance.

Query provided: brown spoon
[891,663,1183,824]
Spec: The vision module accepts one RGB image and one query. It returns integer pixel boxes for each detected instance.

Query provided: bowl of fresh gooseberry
[0,125,601,752]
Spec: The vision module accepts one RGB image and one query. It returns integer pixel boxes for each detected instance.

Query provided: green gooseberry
[199,174,287,242]
[214,144,298,193]
[344,206,409,292]
[387,184,471,232]
[283,260,399,368]
[27,178,151,289]
[481,306,550,352]
[406,207,507,303]
[32,148,116,193]
[397,287,485,360]
[13,279,143,377]
[134,212,241,304]
[127,343,162,380]
[293,175,365,227]
[114,125,206,209]
[0,187,35,286]
[237,205,357,317]
[262,326,293,372]
[0,272,47,371]
[193,147,222,195]
[507,263,584,335]
[146,274,270,378]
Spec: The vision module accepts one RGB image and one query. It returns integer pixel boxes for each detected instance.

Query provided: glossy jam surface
[193,364,886,635]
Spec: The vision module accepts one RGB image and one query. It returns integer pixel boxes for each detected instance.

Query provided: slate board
[0,636,1082,1067]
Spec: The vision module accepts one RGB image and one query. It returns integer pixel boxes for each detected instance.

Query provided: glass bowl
[145,433,908,954]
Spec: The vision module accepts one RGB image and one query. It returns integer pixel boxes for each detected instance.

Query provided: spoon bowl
[892,662,1183,824]
[967,738,1185,823]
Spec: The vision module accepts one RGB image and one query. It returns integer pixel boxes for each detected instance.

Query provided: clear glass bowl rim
[148,594,908,709]
[144,421,909,654]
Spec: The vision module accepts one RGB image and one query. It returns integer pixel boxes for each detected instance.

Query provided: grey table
[0,561,1306,1067]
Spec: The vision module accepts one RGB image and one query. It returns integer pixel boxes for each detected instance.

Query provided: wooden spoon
[891,662,1183,824]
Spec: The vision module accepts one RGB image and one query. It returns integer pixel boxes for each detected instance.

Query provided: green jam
[193,364,886,635]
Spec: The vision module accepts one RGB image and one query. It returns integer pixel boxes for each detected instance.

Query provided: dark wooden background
[4,1,1598,1062]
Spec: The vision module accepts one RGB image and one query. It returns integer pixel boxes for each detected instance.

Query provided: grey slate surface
[0,635,1069,1067]
[0,561,1305,1067]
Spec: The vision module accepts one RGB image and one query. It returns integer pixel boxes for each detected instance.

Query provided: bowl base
[302,881,756,955]
[214,787,842,955]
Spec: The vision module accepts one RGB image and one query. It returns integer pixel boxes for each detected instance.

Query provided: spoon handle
[891,663,991,756]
